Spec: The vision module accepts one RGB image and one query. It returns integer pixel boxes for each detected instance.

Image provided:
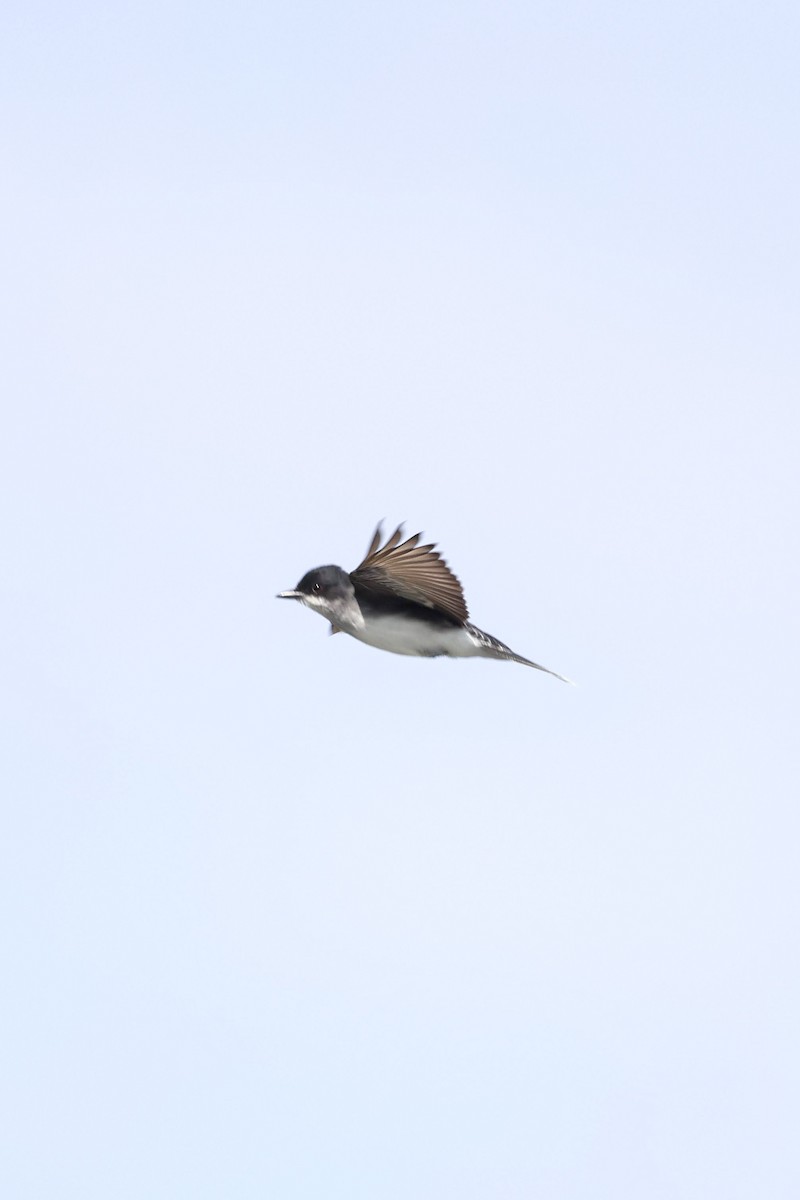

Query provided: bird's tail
[467,623,573,684]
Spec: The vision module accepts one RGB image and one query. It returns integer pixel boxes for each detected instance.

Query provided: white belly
[350,615,480,658]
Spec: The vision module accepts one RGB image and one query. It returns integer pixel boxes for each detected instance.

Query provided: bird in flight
[278,523,570,682]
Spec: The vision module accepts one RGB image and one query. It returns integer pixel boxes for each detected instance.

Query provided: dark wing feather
[351,523,469,623]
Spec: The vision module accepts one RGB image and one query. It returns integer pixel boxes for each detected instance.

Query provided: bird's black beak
[276,589,302,600]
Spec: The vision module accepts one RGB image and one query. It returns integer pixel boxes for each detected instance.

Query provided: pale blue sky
[2,2,799,1197]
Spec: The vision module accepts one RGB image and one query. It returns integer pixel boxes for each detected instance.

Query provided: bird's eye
[312,582,322,593]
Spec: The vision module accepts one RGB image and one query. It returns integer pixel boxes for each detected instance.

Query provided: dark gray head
[278,564,352,602]
[277,564,362,632]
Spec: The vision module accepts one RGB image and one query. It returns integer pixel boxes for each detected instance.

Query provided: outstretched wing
[351,523,468,623]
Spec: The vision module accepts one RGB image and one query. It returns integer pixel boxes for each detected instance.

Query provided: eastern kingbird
[278,523,570,682]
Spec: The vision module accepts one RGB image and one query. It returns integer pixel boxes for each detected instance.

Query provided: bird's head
[277,565,361,630]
